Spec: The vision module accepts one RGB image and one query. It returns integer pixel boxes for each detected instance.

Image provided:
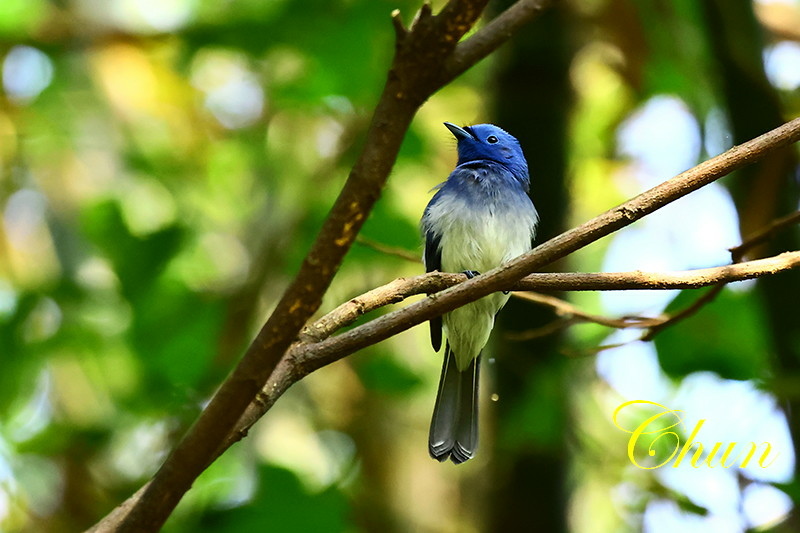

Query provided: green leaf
[498,358,566,449]
[191,465,348,533]
[355,352,424,397]
[0,292,42,413]
[129,280,224,400]
[654,287,770,380]
[80,200,184,301]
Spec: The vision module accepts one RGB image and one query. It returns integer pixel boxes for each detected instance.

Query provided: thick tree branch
[96,1,551,531]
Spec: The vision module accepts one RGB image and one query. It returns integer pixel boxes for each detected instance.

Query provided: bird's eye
[486,135,499,144]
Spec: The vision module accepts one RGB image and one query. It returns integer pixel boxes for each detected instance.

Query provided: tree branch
[514,252,800,337]
[511,291,665,329]
[517,251,800,290]
[446,0,553,78]
[96,1,552,531]
[301,251,800,342]
[731,209,800,261]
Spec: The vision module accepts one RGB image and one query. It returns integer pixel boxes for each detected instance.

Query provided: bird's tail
[428,343,480,464]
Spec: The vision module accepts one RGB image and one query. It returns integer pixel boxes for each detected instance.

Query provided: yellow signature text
[613,400,778,470]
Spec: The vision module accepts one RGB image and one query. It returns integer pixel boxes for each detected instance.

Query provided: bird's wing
[424,227,443,352]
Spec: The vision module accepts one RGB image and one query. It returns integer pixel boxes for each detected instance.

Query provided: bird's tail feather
[428,344,480,464]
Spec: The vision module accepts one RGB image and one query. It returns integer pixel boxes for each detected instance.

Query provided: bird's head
[444,122,528,182]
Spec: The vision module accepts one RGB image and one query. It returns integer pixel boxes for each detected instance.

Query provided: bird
[421,122,539,464]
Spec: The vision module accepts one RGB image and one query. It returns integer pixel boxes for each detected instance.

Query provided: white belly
[439,209,532,274]
[429,197,536,370]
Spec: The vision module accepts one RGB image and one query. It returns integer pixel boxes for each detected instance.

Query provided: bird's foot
[461,270,509,293]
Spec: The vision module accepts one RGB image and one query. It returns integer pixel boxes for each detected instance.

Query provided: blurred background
[1,0,799,531]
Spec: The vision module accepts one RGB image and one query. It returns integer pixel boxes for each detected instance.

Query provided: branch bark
[302,251,800,341]
[303,248,800,340]
[512,292,664,331]
[96,1,552,531]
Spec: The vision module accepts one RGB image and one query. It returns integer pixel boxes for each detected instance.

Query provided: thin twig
[731,209,800,262]
[508,251,800,291]
[641,209,800,340]
[513,291,665,329]
[355,235,421,263]
[640,284,725,341]
[504,316,577,341]
[561,342,631,358]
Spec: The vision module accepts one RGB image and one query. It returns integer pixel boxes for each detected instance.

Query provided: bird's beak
[444,122,472,140]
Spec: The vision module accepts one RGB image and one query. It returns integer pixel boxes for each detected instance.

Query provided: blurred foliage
[654,287,771,381]
[0,0,799,532]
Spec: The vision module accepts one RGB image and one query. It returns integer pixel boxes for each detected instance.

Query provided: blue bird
[421,122,539,464]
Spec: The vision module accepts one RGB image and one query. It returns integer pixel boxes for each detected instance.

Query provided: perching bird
[421,122,539,464]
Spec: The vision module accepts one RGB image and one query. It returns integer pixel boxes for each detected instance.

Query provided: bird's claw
[461,270,509,293]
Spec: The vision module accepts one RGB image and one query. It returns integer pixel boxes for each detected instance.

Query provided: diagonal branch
[511,292,664,330]
[446,0,554,79]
